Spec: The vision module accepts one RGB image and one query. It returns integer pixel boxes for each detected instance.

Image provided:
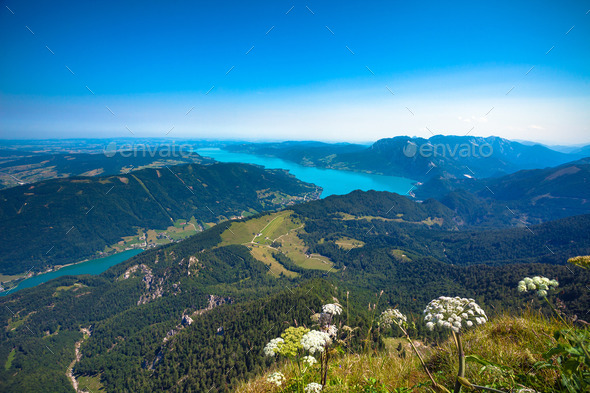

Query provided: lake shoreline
[194,148,417,198]
[0,248,144,296]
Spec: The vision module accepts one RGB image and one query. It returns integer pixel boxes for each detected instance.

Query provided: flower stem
[453,332,465,393]
[363,291,384,352]
[295,356,303,393]
[321,346,330,386]
[398,323,437,387]
[471,384,508,393]
[543,296,568,326]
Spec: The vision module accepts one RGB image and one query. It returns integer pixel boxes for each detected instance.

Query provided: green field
[220,212,294,246]
[253,211,300,245]
[389,249,412,262]
[334,236,365,250]
[104,217,202,253]
[77,374,105,392]
[337,212,398,222]
[220,211,334,273]
[0,273,25,283]
[249,247,298,278]
[4,349,15,370]
[53,283,86,297]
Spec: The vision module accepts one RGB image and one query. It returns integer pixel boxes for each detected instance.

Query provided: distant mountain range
[0,162,319,275]
[226,136,589,180]
[417,157,590,226]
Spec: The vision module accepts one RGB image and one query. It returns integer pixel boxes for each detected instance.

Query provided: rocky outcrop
[145,295,232,370]
[137,269,163,305]
[181,314,193,326]
[187,255,203,276]
[122,263,150,280]
[194,294,233,316]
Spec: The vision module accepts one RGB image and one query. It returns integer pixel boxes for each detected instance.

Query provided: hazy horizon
[1,135,590,150]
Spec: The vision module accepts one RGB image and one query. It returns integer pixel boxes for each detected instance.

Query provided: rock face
[181,314,193,326]
[187,255,202,276]
[120,264,165,305]
[144,294,233,371]
[137,273,163,305]
[194,294,233,315]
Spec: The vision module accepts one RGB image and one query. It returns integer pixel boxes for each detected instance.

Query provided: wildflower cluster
[326,325,337,338]
[424,296,487,333]
[263,337,284,357]
[266,371,285,387]
[322,303,342,315]
[379,308,407,328]
[301,330,331,354]
[568,255,590,270]
[302,355,317,367]
[305,382,323,392]
[279,326,310,357]
[263,327,310,358]
[517,276,559,298]
[262,302,341,391]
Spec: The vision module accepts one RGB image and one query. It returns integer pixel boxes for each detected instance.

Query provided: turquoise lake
[1,249,144,296]
[195,148,416,198]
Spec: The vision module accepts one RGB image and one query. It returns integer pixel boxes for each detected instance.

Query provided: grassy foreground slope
[237,311,566,393]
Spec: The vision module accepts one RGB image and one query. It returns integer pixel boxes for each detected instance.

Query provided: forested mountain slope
[0,162,319,274]
[418,157,590,226]
[1,190,588,392]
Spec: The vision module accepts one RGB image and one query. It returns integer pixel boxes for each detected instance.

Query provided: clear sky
[1,0,589,144]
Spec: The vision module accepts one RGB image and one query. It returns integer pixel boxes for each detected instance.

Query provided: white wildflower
[322,303,342,315]
[423,296,487,333]
[263,337,284,357]
[380,308,407,328]
[301,330,331,354]
[518,276,558,298]
[267,371,285,387]
[326,325,338,338]
[538,289,547,297]
[302,355,317,366]
[305,382,323,393]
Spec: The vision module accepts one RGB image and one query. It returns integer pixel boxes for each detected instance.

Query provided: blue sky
[1,0,589,144]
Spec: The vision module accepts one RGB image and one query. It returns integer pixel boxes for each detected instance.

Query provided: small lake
[0,249,144,296]
[195,148,416,198]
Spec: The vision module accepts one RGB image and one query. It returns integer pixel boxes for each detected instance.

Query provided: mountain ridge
[225,135,586,180]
